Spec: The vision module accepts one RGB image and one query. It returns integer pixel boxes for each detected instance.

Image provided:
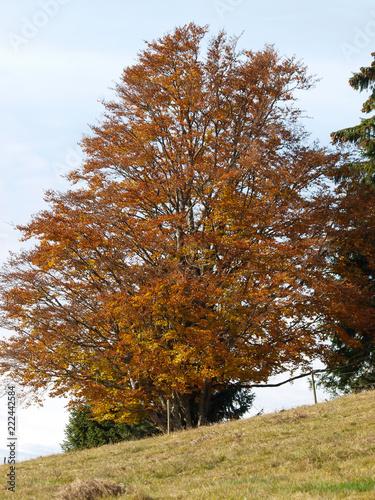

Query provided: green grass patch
[295,477,375,494]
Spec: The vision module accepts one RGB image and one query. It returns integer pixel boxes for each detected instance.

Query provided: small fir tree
[61,406,159,451]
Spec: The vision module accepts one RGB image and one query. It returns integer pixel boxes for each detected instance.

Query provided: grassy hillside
[2,390,375,499]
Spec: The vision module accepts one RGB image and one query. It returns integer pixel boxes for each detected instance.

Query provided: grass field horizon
[2,390,375,499]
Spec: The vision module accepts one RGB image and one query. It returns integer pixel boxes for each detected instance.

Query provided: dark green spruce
[331,51,375,181]
[319,52,375,395]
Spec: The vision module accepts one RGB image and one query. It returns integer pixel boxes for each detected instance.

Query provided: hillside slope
[2,390,375,499]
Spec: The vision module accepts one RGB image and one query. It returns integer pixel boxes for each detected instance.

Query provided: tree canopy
[0,24,366,430]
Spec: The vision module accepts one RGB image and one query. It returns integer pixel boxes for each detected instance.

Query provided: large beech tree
[0,24,359,430]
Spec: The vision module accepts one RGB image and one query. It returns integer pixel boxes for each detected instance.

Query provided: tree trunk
[178,392,193,429]
[197,380,212,427]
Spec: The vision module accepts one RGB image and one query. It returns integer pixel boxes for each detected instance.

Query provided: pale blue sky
[1,0,374,460]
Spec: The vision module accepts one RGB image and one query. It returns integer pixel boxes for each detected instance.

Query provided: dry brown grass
[54,479,125,499]
[1,390,375,499]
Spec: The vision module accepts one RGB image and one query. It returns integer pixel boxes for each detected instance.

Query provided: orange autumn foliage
[1,24,371,430]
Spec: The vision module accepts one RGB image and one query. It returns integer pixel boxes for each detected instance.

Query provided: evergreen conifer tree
[61,406,159,451]
[319,53,375,394]
[331,52,375,181]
